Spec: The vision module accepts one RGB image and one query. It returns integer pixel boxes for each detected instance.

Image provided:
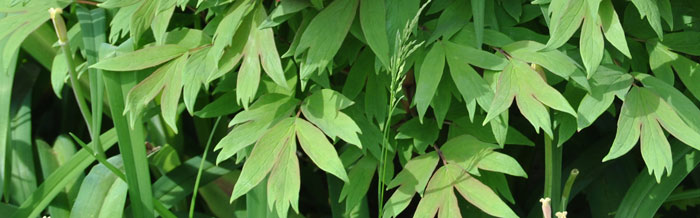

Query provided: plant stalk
[49,8,93,134]
[543,133,562,214]
[189,117,223,218]
[560,169,579,212]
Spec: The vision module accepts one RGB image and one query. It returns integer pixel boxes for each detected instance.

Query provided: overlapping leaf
[295,0,358,86]
[230,116,349,218]
[385,135,522,217]
[300,89,362,148]
[214,94,299,164]
[604,87,700,182]
[484,59,576,137]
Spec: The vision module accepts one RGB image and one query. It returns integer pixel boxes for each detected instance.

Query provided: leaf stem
[49,8,94,137]
[560,169,579,212]
[189,116,223,218]
[543,133,562,214]
[76,0,99,5]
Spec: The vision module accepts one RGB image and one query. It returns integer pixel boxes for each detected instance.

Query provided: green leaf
[635,73,700,133]
[484,59,576,137]
[261,0,309,29]
[440,135,499,171]
[450,23,515,48]
[214,94,299,164]
[503,40,588,89]
[543,0,585,50]
[359,0,390,68]
[11,129,118,218]
[414,43,445,122]
[599,0,631,58]
[413,164,516,218]
[396,118,439,153]
[442,41,507,71]
[164,28,212,50]
[77,7,108,163]
[266,135,300,217]
[0,41,18,212]
[603,87,700,182]
[101,43,155,218]
[130,0,159,46]
[230,117,296,201]
[342,49,373,100]
[295,0,358,84]
[577,65,633,130]
[630,0,664,39]
[36,138,75,218]
[235,6,289,108]
[151,5,174,45]
[8,93,36,204]
[476,152,528,178]
[182,47,212,114]
[451,164,518,218]
[50,48,68,98]
[151,156,232,208]
[443,41,494,118]
[70,156,128,218]
[387,152,439,195]
[580,15,604,77]
[208,0,255,66]
[90,44,187,71]
[384,153,439,217]
[301,89,362,148]
[124,54,187,129]
[615,143,700,218]
[339,156,377,213]
[295,118,349,182]
[429,0,471,43]
[646,41,675,85]
[448,115,534,147]
[412,164,454,218]
[194,92,242,118]
[659,31,700,56]
[160,56,184,132]
[471,0,485,48]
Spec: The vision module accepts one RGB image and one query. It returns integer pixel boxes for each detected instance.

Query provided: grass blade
[614,141,700,218]
[36,139,73,218]
[71,133,178,218]
[11,128,118,218]
[0,50,17,202]
[70,156,128,218]
[8,90,37,204]
[102,56,155,217]
[77,7,107,160]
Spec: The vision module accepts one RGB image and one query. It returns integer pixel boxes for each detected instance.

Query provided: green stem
[543,133,562,213]
[189,117,223,218]
[49,9,93,135]
[560,169,579,212]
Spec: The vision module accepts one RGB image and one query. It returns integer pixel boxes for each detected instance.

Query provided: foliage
[4,0,700,217]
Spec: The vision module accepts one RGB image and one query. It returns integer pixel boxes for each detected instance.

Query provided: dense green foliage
[4,0,700,217]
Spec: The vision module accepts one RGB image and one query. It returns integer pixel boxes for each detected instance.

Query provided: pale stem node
[555,211,568,218]
[540,197,552,218]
